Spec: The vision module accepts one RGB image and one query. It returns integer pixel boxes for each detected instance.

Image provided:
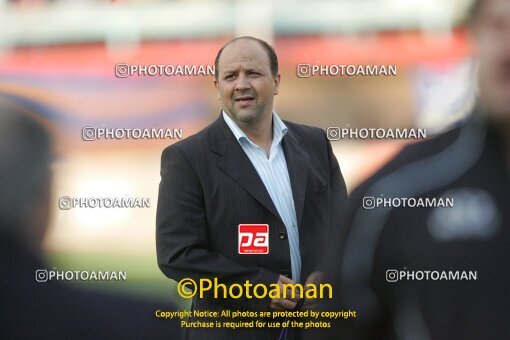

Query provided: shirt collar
[222,110,288,148]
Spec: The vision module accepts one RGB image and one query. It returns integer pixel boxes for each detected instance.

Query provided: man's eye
[225,74,235,80]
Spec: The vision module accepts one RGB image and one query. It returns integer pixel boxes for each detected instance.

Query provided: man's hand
[269,275,302,311]
[302,271,325,310]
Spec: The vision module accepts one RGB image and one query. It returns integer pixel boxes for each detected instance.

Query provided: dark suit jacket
[156,114,347,339]
[323,114,510,340]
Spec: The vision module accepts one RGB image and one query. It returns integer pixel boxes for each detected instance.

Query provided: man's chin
[232,110,259,123]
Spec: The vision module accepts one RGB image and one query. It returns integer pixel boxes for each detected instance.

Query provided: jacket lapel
[210,115,283,224]
[209,114,310,229]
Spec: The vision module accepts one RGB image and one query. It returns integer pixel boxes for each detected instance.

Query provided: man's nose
[234,73,250,92]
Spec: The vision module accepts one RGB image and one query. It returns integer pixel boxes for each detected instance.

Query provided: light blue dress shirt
[223,111,301,283]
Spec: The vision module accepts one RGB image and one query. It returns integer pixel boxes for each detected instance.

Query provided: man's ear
[214,79,220,101]
[274,73,281,95]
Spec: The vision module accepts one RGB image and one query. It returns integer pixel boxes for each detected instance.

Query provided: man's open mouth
[234,96,255,106]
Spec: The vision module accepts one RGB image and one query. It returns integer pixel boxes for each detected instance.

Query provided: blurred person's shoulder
[351,123,463,200]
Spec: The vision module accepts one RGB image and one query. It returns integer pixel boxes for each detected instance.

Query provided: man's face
[473,0,510,117]
[214,39,280,125]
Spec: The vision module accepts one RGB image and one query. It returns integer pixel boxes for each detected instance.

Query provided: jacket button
[279,232,287,240]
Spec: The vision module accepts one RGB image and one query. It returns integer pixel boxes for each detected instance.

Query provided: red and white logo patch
[238,224,269,254]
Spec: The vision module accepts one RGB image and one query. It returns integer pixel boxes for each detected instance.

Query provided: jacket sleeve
[156,145,279,311]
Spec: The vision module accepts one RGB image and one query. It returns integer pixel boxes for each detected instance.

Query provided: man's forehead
[219,40,270,70]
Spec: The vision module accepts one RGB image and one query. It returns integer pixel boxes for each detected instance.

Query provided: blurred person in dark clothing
[321,0,510,339]
[0,101,181,340]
